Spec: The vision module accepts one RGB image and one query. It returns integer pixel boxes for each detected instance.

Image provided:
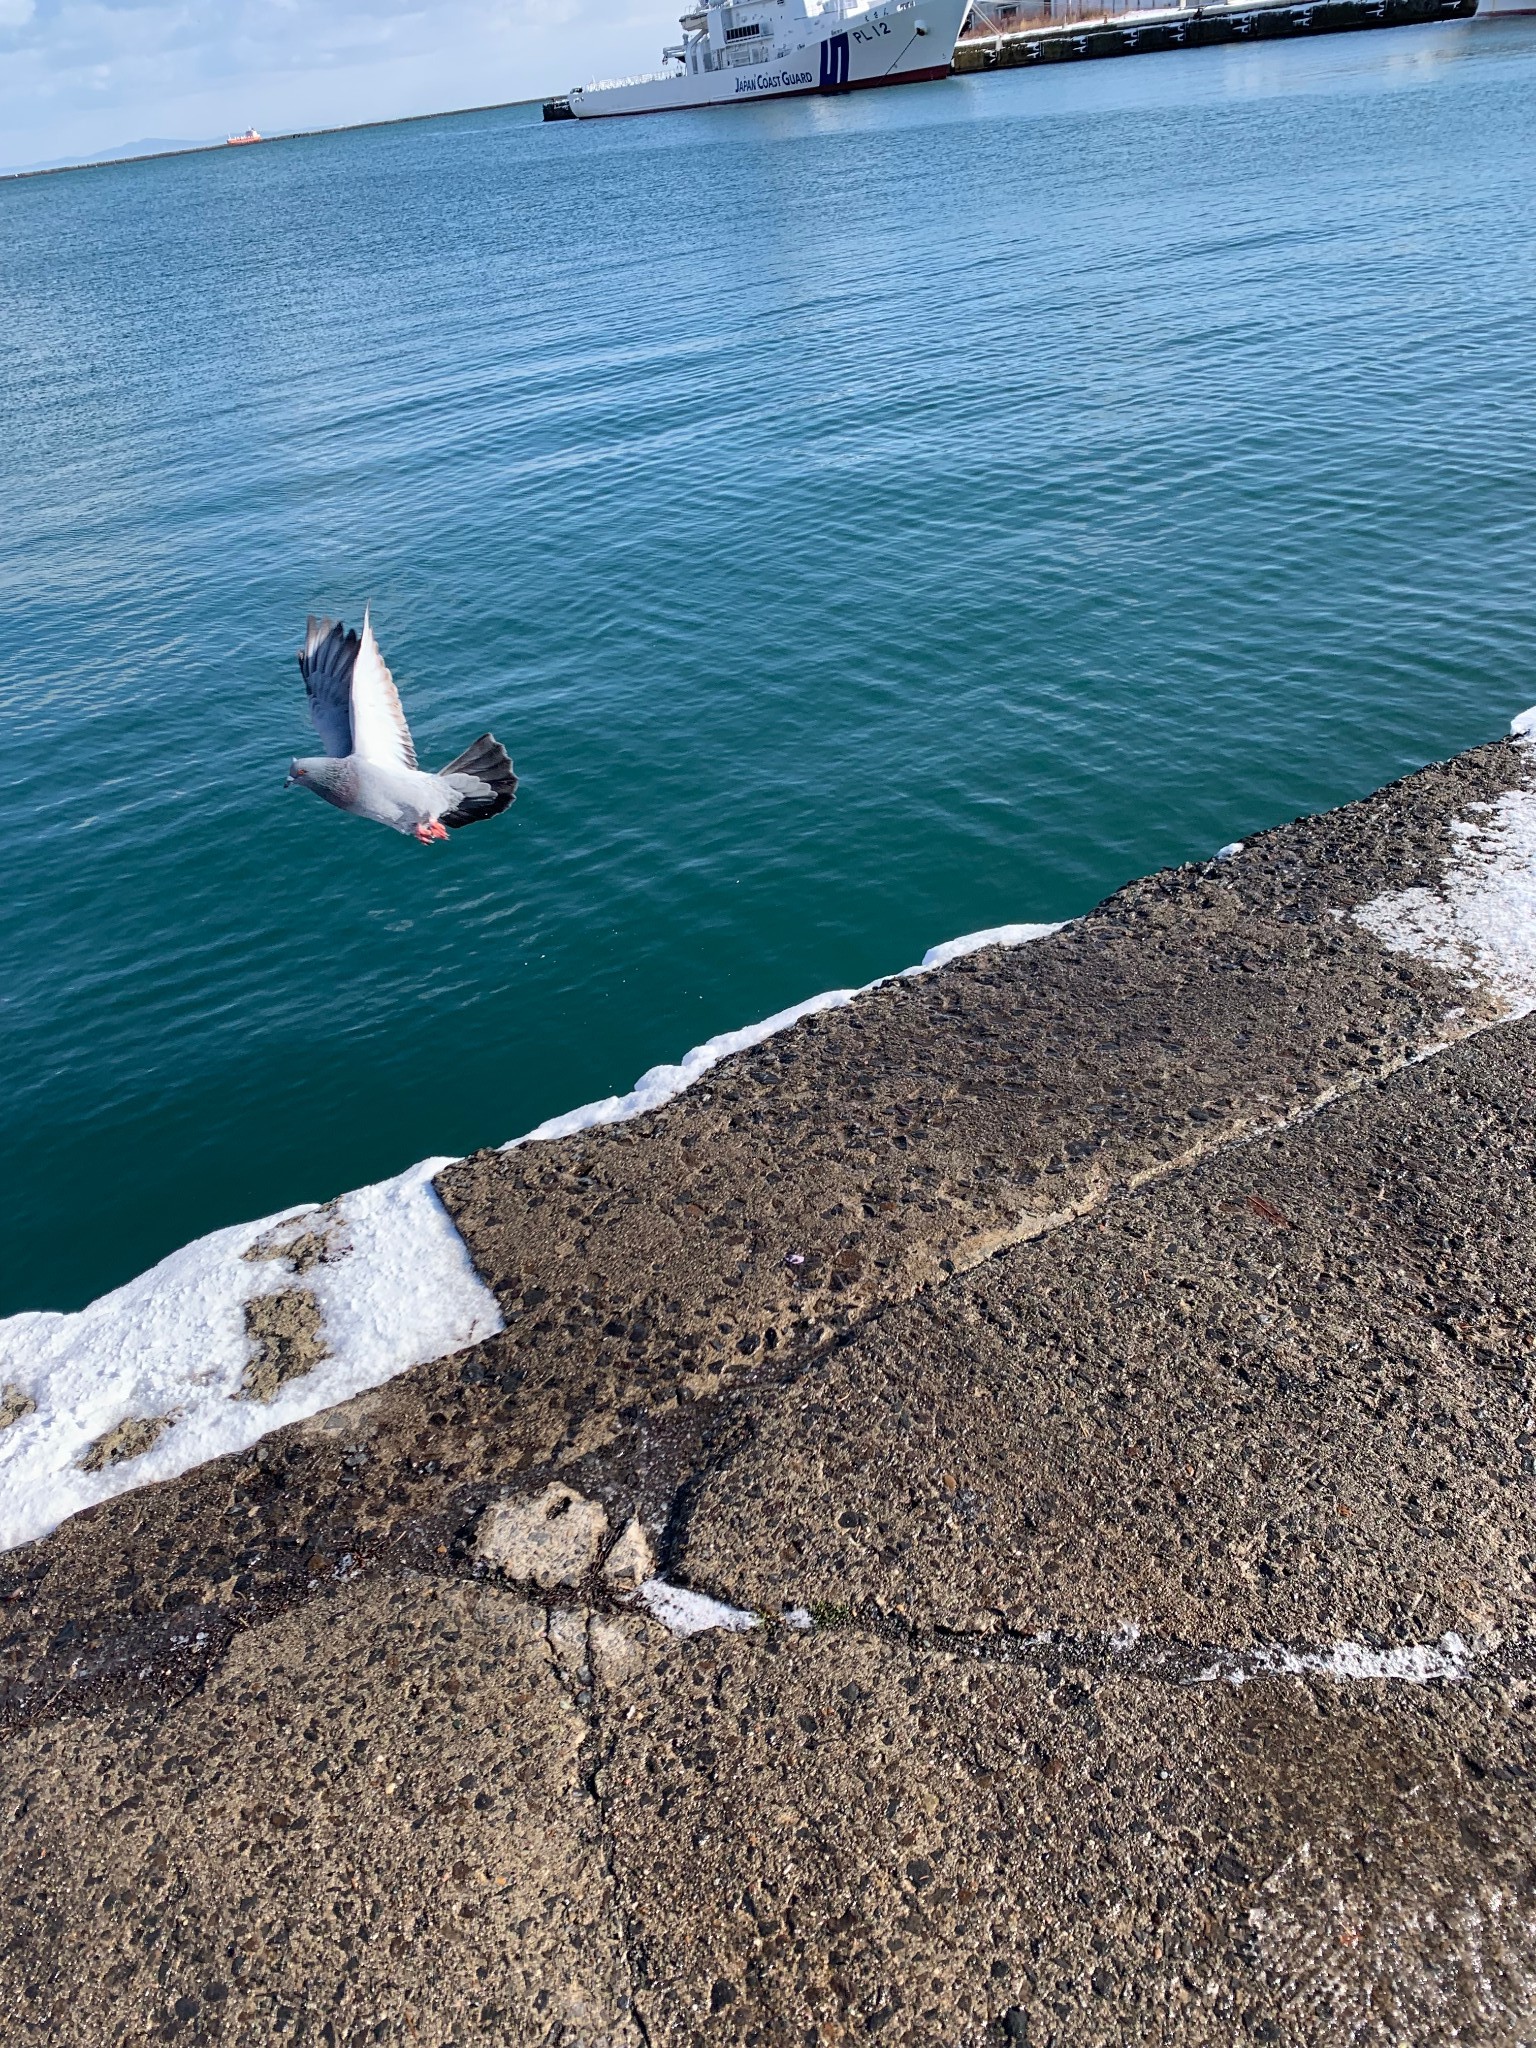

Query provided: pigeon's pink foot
[412,821,449,844]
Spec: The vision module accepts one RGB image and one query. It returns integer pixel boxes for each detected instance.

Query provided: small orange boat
[226,128,262,146]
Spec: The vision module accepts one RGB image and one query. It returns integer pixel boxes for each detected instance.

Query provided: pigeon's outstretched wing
[298,617,360,757]
[349,611,418,772]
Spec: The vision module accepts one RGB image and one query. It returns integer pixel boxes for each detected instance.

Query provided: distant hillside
[3,138,217,177]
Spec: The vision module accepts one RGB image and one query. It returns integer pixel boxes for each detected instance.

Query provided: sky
[0,0,680,171]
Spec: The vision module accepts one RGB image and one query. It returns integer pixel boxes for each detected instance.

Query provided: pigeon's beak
[284,767,300,789]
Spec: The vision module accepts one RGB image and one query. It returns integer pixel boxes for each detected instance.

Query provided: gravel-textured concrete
[4,736,1536,2044]
[679,1014,1536,1653]
[3,1578,643,2043]
[601,1633,1536,2047]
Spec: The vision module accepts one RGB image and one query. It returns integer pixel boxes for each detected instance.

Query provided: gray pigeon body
[287,614,517,843]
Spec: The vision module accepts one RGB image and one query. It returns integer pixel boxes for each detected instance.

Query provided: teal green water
[3,22,1535,1315]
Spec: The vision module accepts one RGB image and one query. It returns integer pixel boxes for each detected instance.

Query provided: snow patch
[1510,705,1536,740]
[0,1160,502,1554]
[1199,1633,1476,1687]
[637,1579,760,1637]
[1353,788,1536,1018]
[1250,1633,1474,1684]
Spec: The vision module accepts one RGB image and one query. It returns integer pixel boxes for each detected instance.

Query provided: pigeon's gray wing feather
[297,617,358,758]
[349,612,418,772]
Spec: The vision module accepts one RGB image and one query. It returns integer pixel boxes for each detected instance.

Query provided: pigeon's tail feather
[440,733,513,782]
[439,734,517,830]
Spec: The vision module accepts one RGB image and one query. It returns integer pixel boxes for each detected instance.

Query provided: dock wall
[954,0,1476,71]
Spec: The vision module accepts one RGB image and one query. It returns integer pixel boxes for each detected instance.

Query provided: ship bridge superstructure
[663,0,867,75]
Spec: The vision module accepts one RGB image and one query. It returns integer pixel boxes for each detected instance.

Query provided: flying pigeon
[286,613,517,843]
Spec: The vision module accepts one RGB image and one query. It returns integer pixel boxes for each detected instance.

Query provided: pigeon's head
[285,756,343,797]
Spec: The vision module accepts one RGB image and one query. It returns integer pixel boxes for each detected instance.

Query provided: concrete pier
[5,729,1536,2041]
[953,0,1476,74]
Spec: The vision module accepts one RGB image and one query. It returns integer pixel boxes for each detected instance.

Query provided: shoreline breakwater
[6,723,1536,2037]
[954,0,1477,71]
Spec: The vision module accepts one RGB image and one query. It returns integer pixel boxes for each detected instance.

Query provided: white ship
[545,0,971,120]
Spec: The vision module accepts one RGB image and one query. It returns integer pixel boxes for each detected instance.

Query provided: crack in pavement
[587,1574,1523,1688]
[543,1605,657,2047]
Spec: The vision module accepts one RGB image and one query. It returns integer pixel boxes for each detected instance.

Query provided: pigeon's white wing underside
[350,614,418,772]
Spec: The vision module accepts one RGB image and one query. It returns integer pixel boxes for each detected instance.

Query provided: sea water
[3,21,1535,1315]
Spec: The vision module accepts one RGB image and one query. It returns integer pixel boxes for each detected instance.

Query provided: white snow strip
[0,1160,502,1554]
[1510,704,1536,739]
[628,1587,1486,1679]
[1253,1633,1475,1684]
[637,1578,760,1637]
[514,988,862,1143]
[1353,786,1536,1018]
[507,922,1064,1148]
[1198,1633,1477,1687]
[915,923,1064,973]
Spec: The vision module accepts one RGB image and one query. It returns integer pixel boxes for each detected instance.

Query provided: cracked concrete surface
[678,1013,1536,1654]
[600,1633,1536,2046]
[3,1579,645,2044]
[5,736,1536,2043]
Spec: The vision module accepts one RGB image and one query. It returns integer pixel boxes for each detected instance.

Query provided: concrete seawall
[953,0,1476,73]
[5,729,1536,2041]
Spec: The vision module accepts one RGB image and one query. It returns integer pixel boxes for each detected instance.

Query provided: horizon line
[0,93,551,184]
